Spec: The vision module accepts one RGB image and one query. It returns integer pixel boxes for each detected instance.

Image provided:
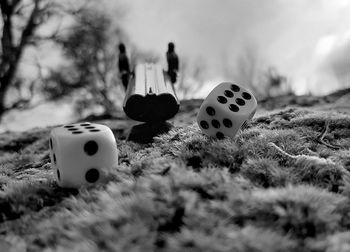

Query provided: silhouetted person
[118,43,131,90]
[166,42,179,84]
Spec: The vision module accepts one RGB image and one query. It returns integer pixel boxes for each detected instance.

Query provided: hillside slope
[0,91,350,251]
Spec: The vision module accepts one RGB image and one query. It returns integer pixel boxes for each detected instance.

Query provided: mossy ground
[1,92,350,252]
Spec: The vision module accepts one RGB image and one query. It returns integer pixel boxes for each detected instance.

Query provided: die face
[197,82,257,138]
[49,123,118,188]
[56,122,111,136]
[197,102,243,138]
[207,82,257,115]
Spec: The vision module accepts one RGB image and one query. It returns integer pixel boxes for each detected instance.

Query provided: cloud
[311,31,350,93]
[325,33,350,83]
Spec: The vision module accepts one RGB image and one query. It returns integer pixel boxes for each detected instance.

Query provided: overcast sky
[113,0,350,95]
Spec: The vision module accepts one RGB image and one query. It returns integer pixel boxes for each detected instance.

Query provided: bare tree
[46,5,128,118]
[0,0,62,120]
[263,67,291,97]
[222,43,291,99]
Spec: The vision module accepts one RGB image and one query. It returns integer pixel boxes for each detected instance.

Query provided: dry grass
[1,97,350,251]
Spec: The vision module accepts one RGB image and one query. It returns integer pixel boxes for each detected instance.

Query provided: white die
[197,82,257,139]
[49,122,118,188]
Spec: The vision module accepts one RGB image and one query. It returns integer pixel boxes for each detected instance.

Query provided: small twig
[318,121,330,142]
[317,121,341,150]
[318,140,341,150]
[305,148,318,156]
[268,142,335,166]
[268,142,296,160]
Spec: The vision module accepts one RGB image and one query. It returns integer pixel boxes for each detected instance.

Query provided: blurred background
[1,0,350,132]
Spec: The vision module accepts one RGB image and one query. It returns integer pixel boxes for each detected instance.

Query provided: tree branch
[17,0,40,54]
[0,0,15,75]
[4,97,47,113]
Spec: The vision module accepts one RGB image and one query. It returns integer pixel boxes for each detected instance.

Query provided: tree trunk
[0,59,20,121]
[0,81,8,120]
[0,0,42,122]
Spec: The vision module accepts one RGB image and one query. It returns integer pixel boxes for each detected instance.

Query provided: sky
[114,0,350,95]
[2,0,350,132]
[21,0,350,96]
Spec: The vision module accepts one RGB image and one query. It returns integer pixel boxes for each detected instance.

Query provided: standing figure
[166,42,179,84]
[118,43,131,90]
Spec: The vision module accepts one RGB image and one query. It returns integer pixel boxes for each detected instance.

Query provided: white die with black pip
[49,122,118,188]
[197,82,257,139]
